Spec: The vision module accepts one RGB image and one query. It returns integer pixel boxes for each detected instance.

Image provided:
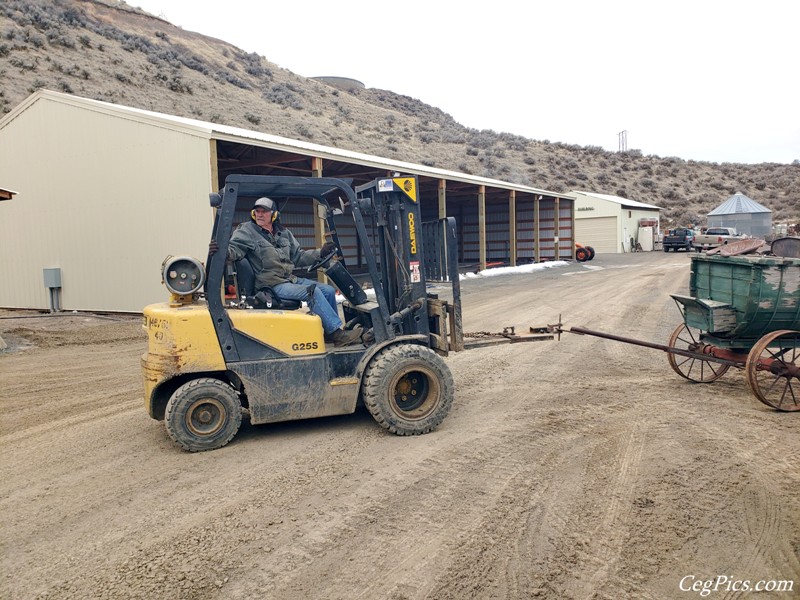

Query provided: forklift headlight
[161,255,205,296]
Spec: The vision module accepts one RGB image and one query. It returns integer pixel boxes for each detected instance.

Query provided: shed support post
[438,179,447,219]
[568,198,575,257]
[509,190,517,266]
[478,185,486,271]
[554,197,560,260]
[534,195,541,263]
[209,139,219,195]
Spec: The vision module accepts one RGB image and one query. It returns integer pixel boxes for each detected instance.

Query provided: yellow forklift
[142,174,550,451]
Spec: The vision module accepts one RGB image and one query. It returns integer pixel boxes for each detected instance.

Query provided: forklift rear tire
[575,248,590,262]
[362,344,454,436]
[165,378,242,452]
[586,246,595,260]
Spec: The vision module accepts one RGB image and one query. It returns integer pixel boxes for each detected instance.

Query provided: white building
[572,191,661,253]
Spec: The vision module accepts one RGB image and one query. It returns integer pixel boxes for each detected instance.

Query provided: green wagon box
[672,254,800,350]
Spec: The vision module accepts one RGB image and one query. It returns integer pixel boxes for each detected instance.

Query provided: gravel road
[1,251,798,600]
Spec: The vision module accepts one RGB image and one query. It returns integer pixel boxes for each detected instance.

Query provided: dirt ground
[1,251,798,600]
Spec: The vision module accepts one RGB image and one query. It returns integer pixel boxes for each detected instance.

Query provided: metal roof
[707,192,772,215]
[572,190,661,210]
[2,90,572,200]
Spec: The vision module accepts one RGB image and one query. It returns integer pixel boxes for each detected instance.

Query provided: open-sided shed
[0,90,574,312]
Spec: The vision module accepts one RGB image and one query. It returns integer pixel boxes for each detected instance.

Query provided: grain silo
[707,192,772,237]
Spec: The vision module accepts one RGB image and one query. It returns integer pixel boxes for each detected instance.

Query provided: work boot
[330,326,363,347]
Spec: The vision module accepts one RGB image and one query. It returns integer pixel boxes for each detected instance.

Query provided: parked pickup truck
[692,227,747,251]
[662,227,696,252]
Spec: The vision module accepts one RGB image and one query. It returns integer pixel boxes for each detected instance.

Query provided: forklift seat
[234,259,301,310]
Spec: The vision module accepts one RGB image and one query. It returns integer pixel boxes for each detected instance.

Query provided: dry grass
[1,0,797,227]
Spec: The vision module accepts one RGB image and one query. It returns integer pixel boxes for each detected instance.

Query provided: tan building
[572,191,661,253]
[0,90,575,312]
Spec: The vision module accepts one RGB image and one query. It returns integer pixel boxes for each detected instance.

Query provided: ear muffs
[251,208,280,222]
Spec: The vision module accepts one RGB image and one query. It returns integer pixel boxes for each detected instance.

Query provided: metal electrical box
[43,268,62,288]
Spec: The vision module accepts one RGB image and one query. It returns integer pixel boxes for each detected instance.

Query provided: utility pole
[618,130,628,152]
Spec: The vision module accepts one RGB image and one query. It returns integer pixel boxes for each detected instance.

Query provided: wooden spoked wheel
[745,330,800,412]
[667,323,730,383]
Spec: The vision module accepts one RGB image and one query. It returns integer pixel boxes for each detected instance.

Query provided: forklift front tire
[165,378,242,452]
[362,344,454,436]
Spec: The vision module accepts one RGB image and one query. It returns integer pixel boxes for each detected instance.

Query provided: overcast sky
[131,0,799,165]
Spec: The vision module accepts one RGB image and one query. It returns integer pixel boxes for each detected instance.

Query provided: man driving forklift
[143,175,469,452]
[210,196,363,346]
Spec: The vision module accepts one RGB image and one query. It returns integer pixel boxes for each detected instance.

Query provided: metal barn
[0,90,574,312]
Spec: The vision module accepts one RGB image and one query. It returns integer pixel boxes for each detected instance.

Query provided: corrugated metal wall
[462,202,514,263]
[516,197,537,260]
[538,200,557,259]
[535,198,575,261]
[422,194,574,265]
[0,98,214,312]
[708,213,771,237]
[558,200,575,259]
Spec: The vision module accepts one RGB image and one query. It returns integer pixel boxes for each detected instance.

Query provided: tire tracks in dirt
[2,253,798,600]
[681,416,800,600]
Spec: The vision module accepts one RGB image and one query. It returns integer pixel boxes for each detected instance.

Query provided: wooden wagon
[556,240,800,411]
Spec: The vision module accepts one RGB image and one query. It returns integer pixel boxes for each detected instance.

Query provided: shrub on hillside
[263,84,304,109]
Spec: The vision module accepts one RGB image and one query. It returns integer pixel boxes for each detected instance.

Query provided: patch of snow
[460,261,570,280]
[330,262,571,302]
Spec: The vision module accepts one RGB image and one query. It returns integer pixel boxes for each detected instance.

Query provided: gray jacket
[227,221,319,289]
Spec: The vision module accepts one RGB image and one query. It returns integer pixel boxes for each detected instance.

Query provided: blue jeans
[272,278,342,334]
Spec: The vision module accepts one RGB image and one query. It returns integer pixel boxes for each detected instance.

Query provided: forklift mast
[352,176,463,354]
[353,177,428,336]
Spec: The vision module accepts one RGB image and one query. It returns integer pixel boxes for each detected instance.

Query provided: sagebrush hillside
[1,0,798,226]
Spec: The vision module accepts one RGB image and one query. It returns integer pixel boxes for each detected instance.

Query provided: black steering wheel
[306,249,337,273]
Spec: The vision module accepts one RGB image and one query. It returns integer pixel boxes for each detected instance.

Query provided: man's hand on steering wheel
[307,242,338,273]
